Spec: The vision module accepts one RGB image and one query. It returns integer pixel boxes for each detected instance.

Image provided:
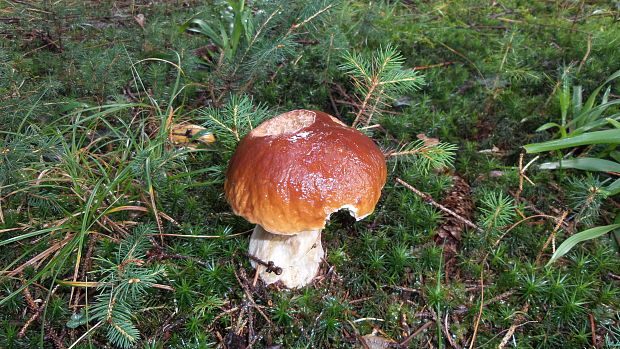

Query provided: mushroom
[224,110,386,288]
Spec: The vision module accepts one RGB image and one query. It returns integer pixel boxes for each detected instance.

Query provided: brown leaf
[170,123,215,148]
[416,133,439,146]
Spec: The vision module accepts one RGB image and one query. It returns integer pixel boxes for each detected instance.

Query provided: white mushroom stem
[248,225,324,288]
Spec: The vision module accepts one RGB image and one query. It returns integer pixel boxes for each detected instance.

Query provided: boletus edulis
[224,110,386,288]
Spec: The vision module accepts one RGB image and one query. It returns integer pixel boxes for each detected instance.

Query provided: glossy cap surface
[224,110,387,235]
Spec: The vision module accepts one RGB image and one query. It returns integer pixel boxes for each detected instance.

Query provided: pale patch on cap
[251,110,316,137]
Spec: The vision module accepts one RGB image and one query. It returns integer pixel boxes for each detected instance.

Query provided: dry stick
[67,321,102,349]
[0,196,4,224]
[19,285,60,338]
[510,192,574,234]
[492,214,557,248]
[144,229,251,239]
[414,62,455,70]
[435,40,484,80]
[589,313,598,347]
[483,290,516,307]
[252,265,261,287]
[469,268,485,349]
[608,272,620,280]
[395,178,484,233]
[493,32,514,92]
[284,4,333,37]
[400,321,433,346]
[515,154,539,217]
[495,17,592,34]
[498,302,530,348]
[335,99,401,115]
[443,311,459,349]
[535,211,568,266]
[20,282,65,348]
[364,87,385,127]
[232,268,272,324]
[578,35,592,72]
[352,81,378,128]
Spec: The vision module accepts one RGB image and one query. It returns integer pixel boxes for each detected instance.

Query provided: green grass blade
[189,19,224,48]
[524,129,620,153]
[605,178,620,195]
[572,85,582,117]
[0,227,67,247]
[603,69,620,84]
[535,122,562,132]
[538,158,620,173]
[546,224,620,266]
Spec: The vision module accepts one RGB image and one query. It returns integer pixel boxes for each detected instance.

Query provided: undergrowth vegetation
[1,0,619,348]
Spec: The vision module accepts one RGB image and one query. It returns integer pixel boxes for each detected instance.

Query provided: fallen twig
[578,36,592,72]
[396,178,484,233]
[515,153,538,217]
[498,303,530,348]
[469,267,485,349]
[535,211,568,266]
[400,321,433,346]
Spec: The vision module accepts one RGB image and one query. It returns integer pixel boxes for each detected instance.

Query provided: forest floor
[1,1,619,348]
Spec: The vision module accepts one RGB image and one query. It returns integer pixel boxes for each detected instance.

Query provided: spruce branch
[385,136,457,174]
[478,191,517,229]
[340,45,425,127]
[198,95,270,149]
[85,226,167,348]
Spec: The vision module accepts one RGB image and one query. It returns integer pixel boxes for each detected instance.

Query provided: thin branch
[469,268,485,349]
[396,178,484,233]
[400,321,433,346]
[285,4,334,37]
[498,302,530,348]
[535,211,568,266]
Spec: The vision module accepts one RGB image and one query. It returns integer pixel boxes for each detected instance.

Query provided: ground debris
[434,175,474,280]
[436,175,473,241]
[360,334,404,349]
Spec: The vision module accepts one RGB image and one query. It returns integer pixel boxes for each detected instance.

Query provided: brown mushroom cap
[224,110,387,235]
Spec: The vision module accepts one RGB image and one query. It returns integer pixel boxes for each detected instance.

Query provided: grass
[1,0,619,348]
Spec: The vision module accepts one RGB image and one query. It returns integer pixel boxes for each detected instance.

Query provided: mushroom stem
[248,225,324,288]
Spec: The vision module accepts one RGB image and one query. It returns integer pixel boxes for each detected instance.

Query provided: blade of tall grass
[524,130,620,153]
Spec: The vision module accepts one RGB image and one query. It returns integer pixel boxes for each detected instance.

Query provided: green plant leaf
[536,122,562,132]
[607,117,620,129]
[603,69,620,85]
[605,178,620,196]
[571,112,620,135]
[569,97,620,132]
[538,158,620,173]
[546,224,620,266]
[188,19,224,48]
[572,85,582,116]
[524,129,620,153]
